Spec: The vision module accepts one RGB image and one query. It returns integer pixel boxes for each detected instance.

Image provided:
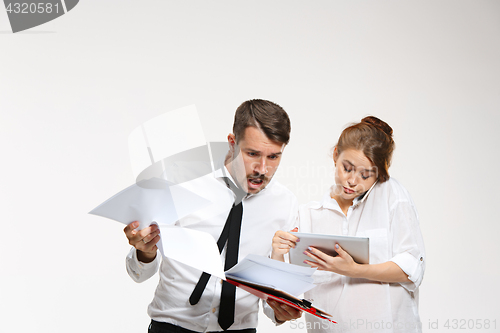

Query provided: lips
[343,186,355,194]
[248,177,265,190]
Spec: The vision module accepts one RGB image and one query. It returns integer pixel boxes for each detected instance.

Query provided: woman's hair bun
[361,116,393,137]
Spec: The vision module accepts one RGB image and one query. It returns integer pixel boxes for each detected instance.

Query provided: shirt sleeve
[125,247,160,283]
[389,200,426,292]
[284,195,300,232]
[312,270,339,285]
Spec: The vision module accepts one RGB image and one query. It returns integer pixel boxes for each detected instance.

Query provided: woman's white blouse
[298,178,425,333]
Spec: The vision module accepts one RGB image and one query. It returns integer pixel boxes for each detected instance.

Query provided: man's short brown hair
[232,99,291,145]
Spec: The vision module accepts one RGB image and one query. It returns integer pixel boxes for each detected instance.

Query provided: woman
[271,116,425,333]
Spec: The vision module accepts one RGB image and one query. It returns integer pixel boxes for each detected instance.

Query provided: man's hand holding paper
[123,221,160,263]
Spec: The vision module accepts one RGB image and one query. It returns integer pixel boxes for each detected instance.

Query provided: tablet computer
[289,232,369,266]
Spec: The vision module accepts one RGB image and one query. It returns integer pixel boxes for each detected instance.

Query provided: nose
[253,157,268,175]
[347,173,357,186]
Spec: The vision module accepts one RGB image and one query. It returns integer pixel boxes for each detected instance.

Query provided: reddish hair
[335,116,395,183]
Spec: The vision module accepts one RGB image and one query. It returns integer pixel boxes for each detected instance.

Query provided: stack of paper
[225,254,316,296]
[225,255,335,322]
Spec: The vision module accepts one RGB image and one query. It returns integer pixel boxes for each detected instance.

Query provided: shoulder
[263,179,298,205]
[266,179,295,197]
[298,188,334,212]
[374,177,416,210]
[381,178,411,196]
[299,200,322,211]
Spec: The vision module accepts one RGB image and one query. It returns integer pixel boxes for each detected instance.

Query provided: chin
[247,187,262,194]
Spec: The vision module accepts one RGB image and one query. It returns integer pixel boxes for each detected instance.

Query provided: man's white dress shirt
[126,167,298,332]
[298,178,425,333]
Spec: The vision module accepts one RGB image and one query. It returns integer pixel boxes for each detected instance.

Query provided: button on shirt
[126,167,298,332]
[298,178,425,333]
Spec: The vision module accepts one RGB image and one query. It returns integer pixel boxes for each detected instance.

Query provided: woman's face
[332,148,378,203]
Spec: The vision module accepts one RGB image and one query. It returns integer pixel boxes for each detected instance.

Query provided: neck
[331,191,353,216]
[224,152,237,182]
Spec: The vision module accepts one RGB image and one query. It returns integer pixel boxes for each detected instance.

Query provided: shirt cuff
[390,252,425,292]
[126,248,160,283]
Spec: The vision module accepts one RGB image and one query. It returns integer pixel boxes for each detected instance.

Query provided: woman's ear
[333,146,339,166]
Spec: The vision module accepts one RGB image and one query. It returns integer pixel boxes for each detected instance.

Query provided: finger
[123,221,139,236]
[267,300,288,319]
[266,299,282,313]
[137,224,159,239]
[144,235,161,251]
[276,243,291,249]
[141,229,161,244]
[304,259,326,270]
[304,247,325,264]
[278,238,297,249]
[137,233,160,253]
[281,304,302,319]
[273,232,298,250]
[275,301,302,320]
[335,243,350,258]
[277,230,300,243]
[306,246,329,261]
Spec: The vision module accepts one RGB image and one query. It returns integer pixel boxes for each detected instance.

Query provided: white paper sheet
[89,177,225,279]
[91,105,232,284]
[158,225,225,280]
[225,254,317,296]
[128,105,207,180]
[88,178,211,231]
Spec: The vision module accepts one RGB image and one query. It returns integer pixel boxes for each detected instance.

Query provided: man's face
[226,126,285,194]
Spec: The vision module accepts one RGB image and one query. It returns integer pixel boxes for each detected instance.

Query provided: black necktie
[189,178,245,331]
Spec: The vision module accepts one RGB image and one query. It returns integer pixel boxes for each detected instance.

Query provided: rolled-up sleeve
[125,248,160,283]
[389,200,425,292]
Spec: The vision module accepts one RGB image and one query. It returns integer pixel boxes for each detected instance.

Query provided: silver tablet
[289,232,369,266]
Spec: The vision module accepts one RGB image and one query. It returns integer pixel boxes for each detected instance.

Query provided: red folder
[227,277,336,323]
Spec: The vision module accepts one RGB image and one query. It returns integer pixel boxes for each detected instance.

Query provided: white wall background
[1,1,499,332]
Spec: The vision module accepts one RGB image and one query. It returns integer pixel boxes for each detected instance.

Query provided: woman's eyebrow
[344,160,375,173]
[344,160,354,167]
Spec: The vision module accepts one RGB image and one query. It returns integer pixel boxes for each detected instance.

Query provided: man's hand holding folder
[266,299,302,323]
[225,254,336,323]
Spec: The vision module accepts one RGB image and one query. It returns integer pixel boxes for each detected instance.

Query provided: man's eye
[248,152,257,157]
[269,155,278,160]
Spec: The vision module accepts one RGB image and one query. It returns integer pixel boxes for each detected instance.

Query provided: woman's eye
[361,174,369,180]
[343,165,352,172]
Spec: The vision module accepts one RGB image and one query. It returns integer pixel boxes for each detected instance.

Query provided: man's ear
[227,133,236,152]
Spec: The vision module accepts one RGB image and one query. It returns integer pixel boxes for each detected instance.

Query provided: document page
[225,254,317,296]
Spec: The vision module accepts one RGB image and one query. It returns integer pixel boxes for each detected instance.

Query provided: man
[124,99,301,332]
